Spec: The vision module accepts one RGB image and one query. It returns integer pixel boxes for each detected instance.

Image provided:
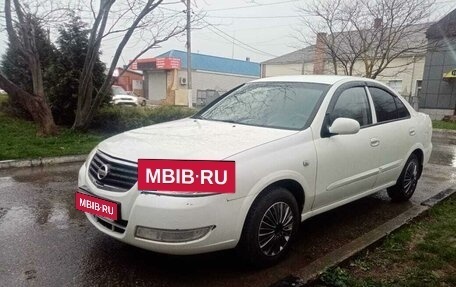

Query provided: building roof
[115,67,143,76]
[427,8,456,39]
[261,46,315,65]
[157,50,260,77]
[262,23,431,66]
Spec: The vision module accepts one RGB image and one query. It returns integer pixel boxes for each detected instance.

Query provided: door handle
[409,129,416,136]
[370,138,380,147]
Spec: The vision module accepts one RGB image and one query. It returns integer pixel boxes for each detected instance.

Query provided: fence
[403,96,420,111]
[195,89,227,107]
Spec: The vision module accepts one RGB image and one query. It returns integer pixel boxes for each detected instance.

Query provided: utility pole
[186,0,193,108]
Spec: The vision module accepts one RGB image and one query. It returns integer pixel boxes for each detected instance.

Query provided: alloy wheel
[403,161,418,196]
[258,202,294,256]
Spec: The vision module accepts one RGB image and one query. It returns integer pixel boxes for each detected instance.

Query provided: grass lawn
[315,194,456,287]
[0,111,104,160]
[0,93,196,160]
[433,120,456,130]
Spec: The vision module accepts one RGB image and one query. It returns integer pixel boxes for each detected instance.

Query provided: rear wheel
[387,154,420,202]
[238,187,300,267]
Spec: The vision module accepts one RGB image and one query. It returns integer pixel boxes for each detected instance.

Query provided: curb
[270,188,456,287]
[0,154,88,169]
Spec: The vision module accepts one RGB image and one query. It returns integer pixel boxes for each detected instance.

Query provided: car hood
[97,118,298,161]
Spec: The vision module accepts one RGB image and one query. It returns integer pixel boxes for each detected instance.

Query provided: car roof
[252,75,373,85]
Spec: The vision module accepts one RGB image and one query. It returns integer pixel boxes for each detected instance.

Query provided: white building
[134,50,260,106]
[261,25,429,110]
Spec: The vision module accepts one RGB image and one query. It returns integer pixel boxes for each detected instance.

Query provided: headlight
[135,225,215,243]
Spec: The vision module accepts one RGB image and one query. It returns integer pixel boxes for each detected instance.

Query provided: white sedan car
[111,85,146,106]
[78,75,432,266]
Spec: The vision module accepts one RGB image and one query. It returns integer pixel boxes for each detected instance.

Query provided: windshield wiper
[193,117,240,124]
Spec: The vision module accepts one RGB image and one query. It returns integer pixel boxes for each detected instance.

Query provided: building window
[386,80,402,94]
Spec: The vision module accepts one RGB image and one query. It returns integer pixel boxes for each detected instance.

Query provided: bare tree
[72,0,190,130]
[297,0,436,79]
[0,0,59,135]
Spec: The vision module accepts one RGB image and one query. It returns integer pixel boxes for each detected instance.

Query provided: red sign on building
[155,58,181,69]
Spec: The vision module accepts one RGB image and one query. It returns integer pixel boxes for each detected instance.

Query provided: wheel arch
[265,179,305,213]
[236,177,307,250]
[238,176,308,239]
[233,170,314,248]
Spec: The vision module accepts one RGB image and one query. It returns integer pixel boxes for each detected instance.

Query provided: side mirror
[328,118,360,135]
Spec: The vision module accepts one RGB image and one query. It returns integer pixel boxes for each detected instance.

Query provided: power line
[204,0,300,12]
[204,15,301,19]
[201,19,278,58]
[207,26,275,57]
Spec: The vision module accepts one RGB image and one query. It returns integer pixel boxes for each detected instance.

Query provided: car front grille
[88,151,137,192]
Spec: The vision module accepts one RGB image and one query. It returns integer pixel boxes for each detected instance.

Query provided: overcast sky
[1,0,456,66]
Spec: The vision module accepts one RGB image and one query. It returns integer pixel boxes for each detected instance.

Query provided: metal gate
[196,89,226,107]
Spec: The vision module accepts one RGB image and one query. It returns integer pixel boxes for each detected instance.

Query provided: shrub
[91,105,196,134]
[320,267,351,287]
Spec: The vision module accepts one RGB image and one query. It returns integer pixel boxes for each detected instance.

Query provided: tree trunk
[3,0,58,136]
[0,73,57,136]
[72,74,95,131]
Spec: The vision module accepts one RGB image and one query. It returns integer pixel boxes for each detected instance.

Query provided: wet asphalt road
[0,135,455,287]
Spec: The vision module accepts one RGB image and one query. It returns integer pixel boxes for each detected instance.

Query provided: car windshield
[112,86,127,95]
[194,82,329,130]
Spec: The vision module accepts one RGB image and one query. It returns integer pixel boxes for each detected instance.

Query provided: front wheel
[387,154,420,202]
[238,187,300,267]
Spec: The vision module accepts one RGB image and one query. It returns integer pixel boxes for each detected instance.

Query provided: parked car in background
[80,75,432,267]
[111,85,147,106]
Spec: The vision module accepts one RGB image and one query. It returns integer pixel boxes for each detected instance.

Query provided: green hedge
[91,105,196,133]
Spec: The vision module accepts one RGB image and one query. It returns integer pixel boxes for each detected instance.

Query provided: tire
[387,153,420,202]
[141,100,146,106]
[238,187,300,267]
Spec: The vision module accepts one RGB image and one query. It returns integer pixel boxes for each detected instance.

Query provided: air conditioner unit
[180,77,187,85]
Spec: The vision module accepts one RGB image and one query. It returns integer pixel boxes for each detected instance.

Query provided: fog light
[135,225,215,243]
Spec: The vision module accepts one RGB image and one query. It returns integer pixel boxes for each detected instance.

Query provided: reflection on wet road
[0,135,455,286]
[429,133,456,168]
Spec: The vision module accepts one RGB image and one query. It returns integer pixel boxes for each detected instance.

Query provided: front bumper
[78,164,244,255]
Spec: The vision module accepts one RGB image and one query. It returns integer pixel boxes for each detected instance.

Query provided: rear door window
[395,97,410,119]
[369,87,408,122]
